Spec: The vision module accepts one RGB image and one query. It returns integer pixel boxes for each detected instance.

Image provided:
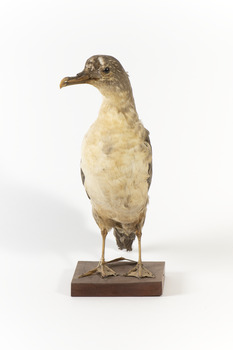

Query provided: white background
[0,0,233,349]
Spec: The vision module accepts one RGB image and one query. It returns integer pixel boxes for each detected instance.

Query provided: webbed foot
[125,263,155,278]
[78,262,118,278]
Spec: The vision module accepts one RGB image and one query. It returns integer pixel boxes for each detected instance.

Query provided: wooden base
[71,260,165,297]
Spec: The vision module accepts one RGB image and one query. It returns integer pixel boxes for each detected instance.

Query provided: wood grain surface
[71,261,165,297]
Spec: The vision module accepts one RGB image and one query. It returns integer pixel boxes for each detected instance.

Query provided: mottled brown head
[60,55,133,99]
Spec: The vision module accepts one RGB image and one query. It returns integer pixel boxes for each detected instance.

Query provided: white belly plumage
[81,112,151,223]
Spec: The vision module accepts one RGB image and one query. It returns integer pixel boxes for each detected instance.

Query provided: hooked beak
[60,71,90,89]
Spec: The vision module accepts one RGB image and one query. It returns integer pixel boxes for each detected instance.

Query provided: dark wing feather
[80,168,90,199]
[144,130,152,189]
[147,161,152,188]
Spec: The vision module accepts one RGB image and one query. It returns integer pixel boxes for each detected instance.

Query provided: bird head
[60,55,133,100]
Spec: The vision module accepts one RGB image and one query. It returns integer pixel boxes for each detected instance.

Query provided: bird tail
[113,227,136,251]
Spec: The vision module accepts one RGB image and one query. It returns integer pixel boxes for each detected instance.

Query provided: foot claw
[125,263,155,279]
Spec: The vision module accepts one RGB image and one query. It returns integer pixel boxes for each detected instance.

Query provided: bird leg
[78,229,117,278]
[125,231,155,278]
[96,229,118,277]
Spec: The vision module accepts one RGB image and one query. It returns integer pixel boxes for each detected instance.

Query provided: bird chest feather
[81,102,152,222]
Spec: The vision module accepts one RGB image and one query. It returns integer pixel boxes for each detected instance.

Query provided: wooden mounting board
[71,261,165,297]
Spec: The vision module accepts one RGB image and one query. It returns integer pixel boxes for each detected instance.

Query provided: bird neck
[98,92,139,125]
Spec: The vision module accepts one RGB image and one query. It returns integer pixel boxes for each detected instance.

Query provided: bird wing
[80,167,90,199]
[144,130,152,189]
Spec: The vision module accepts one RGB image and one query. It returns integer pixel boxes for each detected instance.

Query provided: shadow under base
[71,260,165,297]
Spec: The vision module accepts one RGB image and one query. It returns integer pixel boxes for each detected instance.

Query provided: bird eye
[103,67,110,73]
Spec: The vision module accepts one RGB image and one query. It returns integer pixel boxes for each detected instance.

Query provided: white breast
[81,103,151,223]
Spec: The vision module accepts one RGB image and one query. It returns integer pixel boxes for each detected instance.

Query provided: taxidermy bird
[60,55,154,278]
